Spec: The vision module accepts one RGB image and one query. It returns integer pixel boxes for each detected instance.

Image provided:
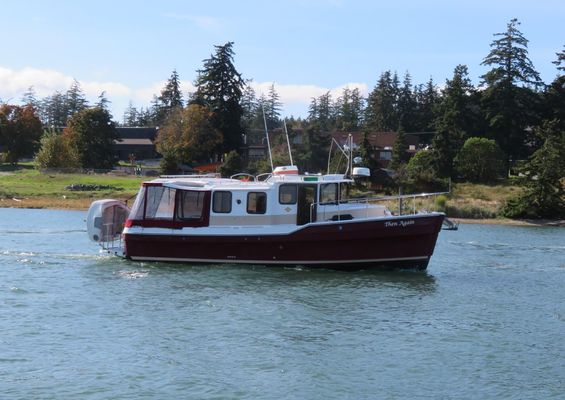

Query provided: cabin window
[320,183,338,204]
[177,190,206,220]
[247,192,267,214]
[213,191,232,213]
[145,186,176,219]
[279,184,297,204]
[340,183,350,202]
[129,186,146,220]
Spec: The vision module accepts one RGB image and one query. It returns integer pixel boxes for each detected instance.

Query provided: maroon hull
[124,214,444,270]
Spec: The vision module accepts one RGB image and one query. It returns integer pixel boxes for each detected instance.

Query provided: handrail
[255,173,273,182]
[230,173,257,182]
[306,191,448,224]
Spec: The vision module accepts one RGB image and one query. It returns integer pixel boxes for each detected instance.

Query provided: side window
[145,186,176,219]
[177,190,205,220]
[247,192,267,214]
[320,183,338,204]
[279,184,297,204]
[213,191,232,213]
[129,186,146,219]
[340,183,350,202]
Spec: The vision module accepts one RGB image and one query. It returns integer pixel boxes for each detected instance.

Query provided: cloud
[0,66,131,102]
[163,13,222,30]
[251,81,369,109]
[0,65,370,119]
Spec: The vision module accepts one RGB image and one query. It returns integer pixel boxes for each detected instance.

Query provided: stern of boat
[86,199,130,257]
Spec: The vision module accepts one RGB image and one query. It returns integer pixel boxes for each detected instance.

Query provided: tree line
[0,18,563,218]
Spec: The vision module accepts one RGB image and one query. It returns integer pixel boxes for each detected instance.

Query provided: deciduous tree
[64,107,117,169]
[0,104,42,164]
[155,104,223,167]
[454,137,504,183]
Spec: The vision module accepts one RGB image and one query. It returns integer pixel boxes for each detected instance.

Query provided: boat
[86,163,445,270]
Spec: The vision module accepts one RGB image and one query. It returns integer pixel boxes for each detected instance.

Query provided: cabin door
[297,184,317,225]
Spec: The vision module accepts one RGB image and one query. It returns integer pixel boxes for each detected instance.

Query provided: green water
[1,209,563,399]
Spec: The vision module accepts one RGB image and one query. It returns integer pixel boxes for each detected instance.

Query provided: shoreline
[1,197,563,227]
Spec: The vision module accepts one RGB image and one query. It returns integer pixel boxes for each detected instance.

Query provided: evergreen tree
[193,42,245,155]
[156,69,184,124]
[65,79,88,121]
[358,131,379,172]
[265,83,282,130]
[432,65,478,177]
[335,87,364,131]
[307,97,318,123]
[123,102,139,126]
[316,91,334,131]
[41,91,67,127]
[397,72,417,131]
[544,47,565,129]
[502,120,565,218]
[365,70,399,131]
[219,150,243,177]
[240,80,258,130]
[481,18,543,171]
[390,127,409,171]
[21,86,40,112]
[414,78,440,132]
[552,45,565,72]
[96,91,111,113]
[294,126,328,173]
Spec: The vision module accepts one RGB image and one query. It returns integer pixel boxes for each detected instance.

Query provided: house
[330,131,428,167]
[114,127,159,161]
[241,129,432,168]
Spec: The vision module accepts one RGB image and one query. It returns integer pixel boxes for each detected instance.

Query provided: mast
[283,119,294,166]
[262,103,274,172]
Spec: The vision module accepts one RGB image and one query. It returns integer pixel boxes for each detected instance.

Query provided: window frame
[212,191,232,214]
[176,190,207,221]
[278,184,297,205]
[247,192,267,214]
[320,183,338,205]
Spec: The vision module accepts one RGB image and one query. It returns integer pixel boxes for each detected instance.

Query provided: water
[0,208,563,399]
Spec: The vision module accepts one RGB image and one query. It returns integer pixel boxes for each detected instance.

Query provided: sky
[1,0,564,122]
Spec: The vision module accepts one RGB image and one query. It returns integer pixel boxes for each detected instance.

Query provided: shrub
[435,195,447,211]
[454,137,504,183]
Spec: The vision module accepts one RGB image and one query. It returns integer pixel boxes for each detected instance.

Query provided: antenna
[261,103,274,172]
[328,137,350,175]
[283,119,294,166]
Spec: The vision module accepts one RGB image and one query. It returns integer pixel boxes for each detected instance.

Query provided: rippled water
[1,208,564,399]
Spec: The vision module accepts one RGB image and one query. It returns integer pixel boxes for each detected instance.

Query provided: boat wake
[0,229,86,235]
[0,249,111,263]
[449,240,565,254]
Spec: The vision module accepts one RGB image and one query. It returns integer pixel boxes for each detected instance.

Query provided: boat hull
[123,214,444,270]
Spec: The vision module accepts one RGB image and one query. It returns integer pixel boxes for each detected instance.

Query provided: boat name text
[385,220,415,228]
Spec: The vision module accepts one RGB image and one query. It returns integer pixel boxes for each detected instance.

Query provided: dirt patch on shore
[1,196,104,210]
[453,218,564,227]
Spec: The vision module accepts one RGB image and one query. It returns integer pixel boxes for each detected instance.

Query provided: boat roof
[145,172,354,191]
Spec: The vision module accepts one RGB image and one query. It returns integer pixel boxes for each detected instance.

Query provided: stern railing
[310,191,449,223]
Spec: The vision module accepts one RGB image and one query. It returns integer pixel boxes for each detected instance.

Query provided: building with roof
[114,127,159,161]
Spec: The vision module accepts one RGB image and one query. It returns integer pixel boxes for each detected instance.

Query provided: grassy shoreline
[1,166,562,227]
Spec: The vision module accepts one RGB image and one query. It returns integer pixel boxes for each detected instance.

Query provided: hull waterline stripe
[129,256,429,264]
